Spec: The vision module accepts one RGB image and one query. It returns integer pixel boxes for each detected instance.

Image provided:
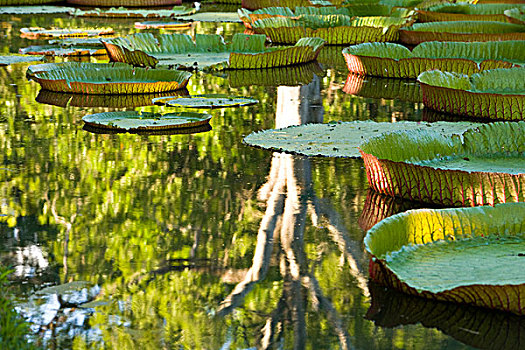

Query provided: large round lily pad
[365,203,525,315]
[243,120,480,158]
[82,111,211,131]
[152,94,258,108]
[70,6,195,18]
[0,6,72,14]
[32,65,192,94]
[359,121,525,206]
[418,67,525,121]
[19,45,106,57]
[134,21,192,30]
[20,27,114,39]
[0,54,44,66]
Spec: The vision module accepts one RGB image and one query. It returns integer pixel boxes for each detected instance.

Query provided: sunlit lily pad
[48,37,107,47]
[243,0,333,11]
[175,12,242,23]
[83,122,211,135]
[365,203,525,315]
[82,111,211,131]
[19,45,107,57]
[418,67,525,121]
[32,65,192,94]
[0,5,72,14]
[152,94,258,108]
[20,27,114,39]
[243,120,480,158]
[0,0,57,5]
[103,33,325,69]
[0,54,44,66]
[360,121,525,206]
[399,21,525,45]
[134,21,192,30]
[416,3,525,22]
[71,6,195,18]
[505,8,525,25]
[26,61,131,77]
[251,13,410,44]
[343,41,525,78]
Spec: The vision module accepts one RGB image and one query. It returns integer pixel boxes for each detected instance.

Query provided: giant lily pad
[66,0,182,6]
[0,0,57,4]
[251,14,410,44]
[243,120,480,158]
[20,27,114,39]
[343,73,422,103]
[19,45,107,57]
[32,65,192,94]
[0,54,44,66]
[505,8,525,25]
[70,6,195,18]
[82,111,211,132]
[26,61,131,77]
[416,3,525,22]
[0,6,72,14]
[359,121,525,206]
[365,203,525,315]
[152,94,258,108]
[418,67,525,121]
[103,33,325,69]
[134,21,193,30]
[399,21,525,45]
[243,0,334,11]
[343,41,525,78]
[239,6,412,29]
[174,12,242,23]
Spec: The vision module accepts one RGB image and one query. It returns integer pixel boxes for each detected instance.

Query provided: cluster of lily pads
[2,0,525,321]
[239,0,525,316]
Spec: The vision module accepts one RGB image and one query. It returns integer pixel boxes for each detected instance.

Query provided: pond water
[0,5,521,350]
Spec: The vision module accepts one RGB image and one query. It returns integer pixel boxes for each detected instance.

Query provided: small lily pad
[19,45,106,57]
[20,27,114,39]
[244,121,481,158]
[0,54,44,66]
[0,6,73,14]
[134,21,192,30]
[152,94,258,108]
[82,111,212,132]
[71,6,195,18]
[175,12,242,23]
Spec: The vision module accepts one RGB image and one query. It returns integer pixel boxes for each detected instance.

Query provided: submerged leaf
[82,111,212,131]
[243,120,480,158]
[365,203,525,315]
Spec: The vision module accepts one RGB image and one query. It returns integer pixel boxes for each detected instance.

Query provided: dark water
[0,6,521,350]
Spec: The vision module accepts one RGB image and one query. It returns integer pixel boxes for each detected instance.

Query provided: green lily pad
[175,12,242,22]
[134,21,192,30]
[19,45,106,57]
[0,54,44,66]
[365,203,525,315]
[399,21,525,45]
[152,94,258,108]
[48,37,106,47]
[82,111,212,131]
[26,61,131,77]
[71,5,195,18]
[343,41,525,78]
[416,3,525,22]
[65,0,183,6]
[103,33,325,69]
[418,67,525,120]
[32,65,192,94]
[0,5,72,14]
[243,120,480,158]
[20,27,114,40]
[36,281,92,295]
[359,121,525,206]
[505,8,525,25]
